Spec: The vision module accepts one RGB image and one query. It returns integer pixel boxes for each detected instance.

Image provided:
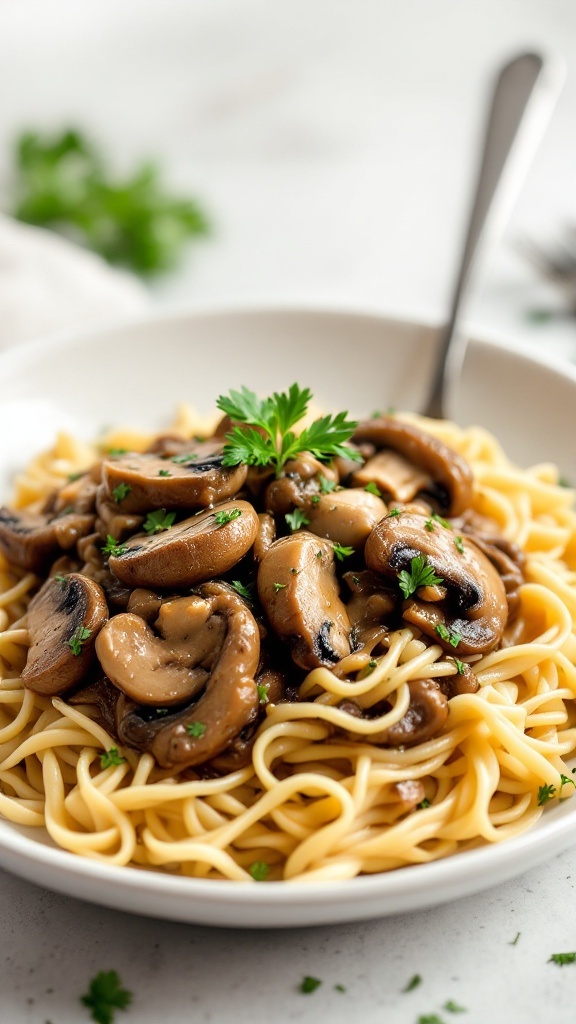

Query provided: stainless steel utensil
[425,51,565,419]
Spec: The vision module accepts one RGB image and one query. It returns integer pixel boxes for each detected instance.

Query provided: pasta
[0,397,575,884]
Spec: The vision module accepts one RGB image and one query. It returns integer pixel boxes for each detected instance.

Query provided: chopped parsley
[101,535,127,558]
[398,555,444,599]
[509,931,521,945]
[300,976,322,994]
[311,494,321,505]
[80,970,132,1024]
[435,623,462,648]
[257,683,270,704]
[417,1016,445,1024]
[53,573,67,585]
[452,658,466,675]
[68,625,92,656]
[285,509,310,532]
[249,861,269,881]
[186,721,207,738]
[316,549,323,559]
[560,773,576,791]
[214,507,242,527]
[333,543,355,561]
[100,748,126,769]
[403,974,422,992]
[319,475,337,493]
[385,507,402,518]
[230,580,255,602]
[364,481,382,496]
[537,783,556,805]
[454,535,464,554]
[444,1000,467,1013]
[143,509,176,535]
[107,448,127,456]
[273,582,287,593]
[111,482,131,504]
[417,798,431,810]
[217,384,362,477]
[334,983,346,993]
[549,952,576,965]
[158,468,172,477]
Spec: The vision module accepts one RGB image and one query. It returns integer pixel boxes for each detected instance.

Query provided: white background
[1,3,576,1023]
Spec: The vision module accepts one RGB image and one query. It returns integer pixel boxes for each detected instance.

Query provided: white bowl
[0,305,575,928]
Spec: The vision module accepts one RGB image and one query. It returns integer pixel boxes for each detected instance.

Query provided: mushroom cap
[365,510,509,655]
[102,446,247,513]
[21,573,108,695]
[352,416,474,516]
[257,531,351,670]
[304,488,387,549]
[117,581,260,769]
[108,499,259,589]
[0,507,95,573]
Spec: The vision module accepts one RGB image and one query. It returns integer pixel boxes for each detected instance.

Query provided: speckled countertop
[1,3,576,1022]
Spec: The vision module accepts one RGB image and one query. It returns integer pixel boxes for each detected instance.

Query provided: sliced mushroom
[461,532,525,621]
[304,488,386,548]
[116,581,260,769]
[95,483,144,542]
[101,447,247,513]
[375,679,448,747]
[264,455,339,516]
[352,450,431,503]
[352,416,474,516]
[253,512,276,563]
[52,472,99,515]
[109,499,259,589]
[0,507,95,573]
[96,593,229,705]
[21,573,108,695]
[365,510,508,655]
[343,570,396,641]
[258,532,351,670]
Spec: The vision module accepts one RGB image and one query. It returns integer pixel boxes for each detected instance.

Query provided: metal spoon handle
[425,51,564,419]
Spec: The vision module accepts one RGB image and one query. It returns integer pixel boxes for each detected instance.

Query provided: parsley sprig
[68,625,92,656]
[216,384,362,477]
[398,555,444,599]
[143,509,176,535]
[80,970,132,1024]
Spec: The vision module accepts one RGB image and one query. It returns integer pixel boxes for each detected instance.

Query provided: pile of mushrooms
[0,412,524,773]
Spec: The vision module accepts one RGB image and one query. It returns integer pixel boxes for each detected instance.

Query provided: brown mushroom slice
[117,581,260,769]
[109,499,259,589]
[351,450,432,503]
[0,507,95,573]
[253,513,276,563]
[305,488,387,549]
[258,532,351,670]
[96,594,229,705]
[462,532,525,621]
[52,473,99,515]
[95,483,144,542]
[376,679,448,747]
[21,574,108,695]
[352,416,474,516]
[365,510,508,655]
[102,448,247,513]
[264,454,339,516]
[343,570,396,639]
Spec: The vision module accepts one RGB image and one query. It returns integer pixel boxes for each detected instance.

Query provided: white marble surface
[2,2,576,1022]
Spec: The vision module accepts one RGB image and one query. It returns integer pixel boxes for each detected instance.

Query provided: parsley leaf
[435,623,462,648]
[80,970,132,1024]
[364,481,382,496]
[333,543,355,561]
[111,482,131,504]
[403,974,422,992]
[509,931,521,945]
[257,683,270,704]
[171,452,198,464]
[186,721,207,738]
[300,976,322,994]
[285,509,310,532]
[143,509,176,535]
[100,748,126,769]
[217,384,361,477]
[68,625,92,656]
[454,535,464,554]
[417,798,431,810]
[230,580,255,602]
[53,573,67,584]
[101,535,127,558]
[444,1000,467,1013]
[549,952,576,965]
[13,129,209,277]
[452,658,466,675]
[537,783,556,805]
[273,582,287,593]
[214,507,242,527]
[319,475,337,494]
[398,555,444,599]
[158,468,172,477]
[249,861,269,881]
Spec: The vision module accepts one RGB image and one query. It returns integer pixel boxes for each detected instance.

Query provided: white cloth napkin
[0,214,149,351]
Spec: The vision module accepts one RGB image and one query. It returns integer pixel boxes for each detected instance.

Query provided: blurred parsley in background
[10,129,210,276]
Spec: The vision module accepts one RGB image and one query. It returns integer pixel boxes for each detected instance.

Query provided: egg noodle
[1,412,576,882]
